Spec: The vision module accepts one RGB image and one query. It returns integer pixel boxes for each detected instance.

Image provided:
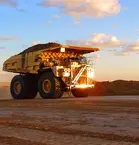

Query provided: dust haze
[0,82,11,100]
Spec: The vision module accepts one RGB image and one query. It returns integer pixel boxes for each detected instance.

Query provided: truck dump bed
[19,42,99,54]
[3,42,99,74]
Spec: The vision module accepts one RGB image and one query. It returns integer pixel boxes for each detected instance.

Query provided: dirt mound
[90,80,139,96]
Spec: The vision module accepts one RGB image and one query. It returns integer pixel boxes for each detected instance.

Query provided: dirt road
[0,96,139,145]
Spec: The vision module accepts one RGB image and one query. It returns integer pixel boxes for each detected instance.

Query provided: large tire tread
[38,72,63,99]
[10,75,37,99]
[71,88,88,98]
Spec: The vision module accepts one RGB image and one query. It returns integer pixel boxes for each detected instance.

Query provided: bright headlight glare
[63,72,70,77]
[87,67,94,78]
[87,72,94,78]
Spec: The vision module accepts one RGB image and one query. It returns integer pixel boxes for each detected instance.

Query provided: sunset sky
[0,0,139,82]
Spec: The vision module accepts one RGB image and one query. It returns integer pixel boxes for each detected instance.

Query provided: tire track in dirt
[0,120,138,143]
[0,99,139,114]
[0,136,47,145]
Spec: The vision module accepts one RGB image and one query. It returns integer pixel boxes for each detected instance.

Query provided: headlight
[63,72,70,77]
[63,68,70,77]
[87,67,94,78]
[87,72,94,78]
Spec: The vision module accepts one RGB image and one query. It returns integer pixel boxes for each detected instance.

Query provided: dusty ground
[0,83,139,145]
[0,94,138,145]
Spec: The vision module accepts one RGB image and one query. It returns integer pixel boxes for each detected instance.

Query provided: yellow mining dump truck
[3,42,99,99]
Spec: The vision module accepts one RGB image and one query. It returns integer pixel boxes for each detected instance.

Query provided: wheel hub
[14,81,21,95]
[43,79,51,93]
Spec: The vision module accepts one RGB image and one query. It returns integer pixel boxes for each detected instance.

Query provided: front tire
[38,72,63,99]
[71,88,88,98]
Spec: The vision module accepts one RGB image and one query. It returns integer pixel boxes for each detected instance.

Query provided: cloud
[32,41,41,45]
[53,15,60,19]
[0,37,19,41]
[118,39,139,55]
[21,41,41,49]
[40,0,121,19]
[0,0,17,7]
[16,8,26,12]
[67,33,121,49]
[0,47,5,50]
[122,6,128,11]
[113,24,120,28]
[0,0,25,12]
[46,20,52,24]
[66,33,139,56]
[126,40,139,51]
[74,20,81,25]
[136,29,139,32]
[84,52,100,61]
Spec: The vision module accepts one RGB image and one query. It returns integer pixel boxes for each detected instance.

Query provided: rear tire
[25,75,38,99]
[10,75,37,99]
[71,88,88,98]
[38,72,63,99]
